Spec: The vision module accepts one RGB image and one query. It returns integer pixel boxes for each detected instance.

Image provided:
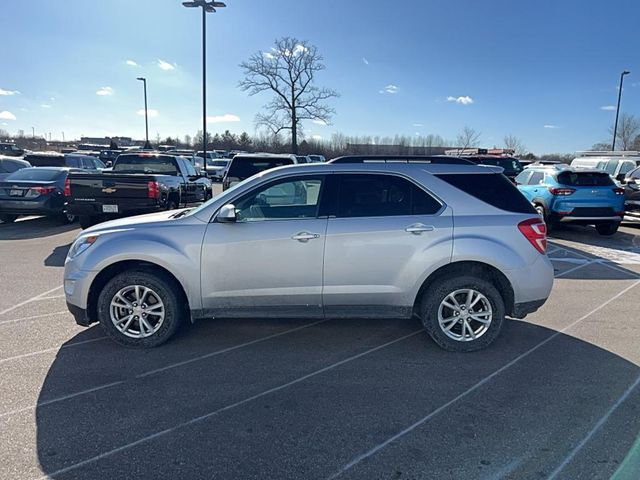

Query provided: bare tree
[610,113,640,150]
[455,126,481,154]
[239,37,339,154]
[503,134,527,156]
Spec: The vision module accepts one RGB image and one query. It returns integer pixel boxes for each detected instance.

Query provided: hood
[82,208,191,234]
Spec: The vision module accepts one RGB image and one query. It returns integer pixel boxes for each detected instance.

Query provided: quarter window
[336,174,441,218]
[234,176,324,222]
[528,172,544,185]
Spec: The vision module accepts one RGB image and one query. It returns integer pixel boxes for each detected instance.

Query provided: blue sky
[1,0,639,153]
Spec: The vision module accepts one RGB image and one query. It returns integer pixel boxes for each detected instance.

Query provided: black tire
[420,275,505,352]
[97,269,185,347]
[79,216,98,229]
[596,222,619,236]
[0,214,18,223]
[59,212,77,225]
[534,204,554,231]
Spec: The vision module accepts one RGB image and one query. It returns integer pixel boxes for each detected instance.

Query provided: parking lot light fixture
[612,70,630,151]
[182,0,227,173]
[136,77,151,149]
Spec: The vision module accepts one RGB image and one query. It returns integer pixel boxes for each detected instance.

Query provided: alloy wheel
[437,288,493,341]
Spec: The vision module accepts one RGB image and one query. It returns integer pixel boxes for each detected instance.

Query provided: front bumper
[64,263,98,326]
[511,299,546,319]
[66,302,93,327]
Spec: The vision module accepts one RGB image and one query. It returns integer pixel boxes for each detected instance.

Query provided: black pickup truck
[67,152,212,229]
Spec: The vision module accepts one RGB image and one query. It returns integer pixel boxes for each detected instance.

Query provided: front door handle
[405,223,435,235]
[291,231,320,242]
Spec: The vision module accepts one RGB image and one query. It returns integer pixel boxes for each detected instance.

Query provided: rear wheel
[79,216,99,229]
[97,269,185,347]
[59,212,77,224]
[0,214,18,224]
[534,204,554,231]
[596,222,619,236]
[420,275,505,352]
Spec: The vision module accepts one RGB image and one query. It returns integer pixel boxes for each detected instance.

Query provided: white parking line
[0,286,63,316]
[0,311,68,326]
[35,330,423,480]
[0,337,107,365]
[0,319,328,419]
[547,373,640,479]
[327,279,640,479]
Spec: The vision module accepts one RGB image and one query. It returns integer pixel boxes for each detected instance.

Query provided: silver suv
[64,157,553,351]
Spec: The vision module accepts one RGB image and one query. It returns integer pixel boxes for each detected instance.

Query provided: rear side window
[336,174,441,218]
[437,173,536,214]
[227,157,294,179]
[556,171,614,186]
[528,172,544,185]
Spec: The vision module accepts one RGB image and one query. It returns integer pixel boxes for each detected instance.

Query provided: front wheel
[59,212,77,224]
[595,222,619,236]
[97,269,185,347]
[420,276,505,352]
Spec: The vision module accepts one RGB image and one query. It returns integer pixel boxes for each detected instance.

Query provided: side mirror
[217,204,237,223]
[105,161,112,168]
[616,173,626,182]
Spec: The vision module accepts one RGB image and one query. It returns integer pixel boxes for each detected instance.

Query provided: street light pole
[612,70,630,151]
[136,77,150,148]
[182,1,227,172]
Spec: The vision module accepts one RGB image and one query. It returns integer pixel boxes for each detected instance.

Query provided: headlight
[67,235,99,259]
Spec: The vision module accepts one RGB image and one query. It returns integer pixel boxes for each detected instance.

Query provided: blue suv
[515,164,625,235]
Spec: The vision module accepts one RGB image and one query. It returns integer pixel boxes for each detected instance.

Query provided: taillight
[33,186,56,195]
[548,187,575,196]
[147,181,160,198]
[518,218,547,254]
[613,187,625,195]
[147,181,160,199]
[64,178,71,196]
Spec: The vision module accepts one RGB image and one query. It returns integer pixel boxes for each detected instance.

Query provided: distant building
[346,144,451,155]
[444,148,516,156]
[79,136,145,147]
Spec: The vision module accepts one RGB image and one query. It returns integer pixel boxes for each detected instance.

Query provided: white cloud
[312,135,323,141]
[0,111,16,120]
[412,123,424,127]
[263,52,275,59]
[157,59,176,71]
[543,124,560,129]
[50,97,55,101]
[446,95,474,105]
[137,108,159,118]
[312,119,328,126]
[126,60,138,66]
[362,57,369,65]
[96,86,114,96]
[206,113,241,123]
[1,122,8,126]
[600,105,616,111]
[40,104,52,108]
[0,88,20,96]
[379,84,399,94]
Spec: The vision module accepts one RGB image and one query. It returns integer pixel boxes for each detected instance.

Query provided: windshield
[184,174,256,218]
[112,154,178,174]
[5,168,62,181]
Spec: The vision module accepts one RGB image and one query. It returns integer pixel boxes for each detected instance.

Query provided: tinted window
[113,154,178,175]
[227,156,294,179]
[437,173,536,214]
[556,171,614,186]
[234,176,323,221]
[336,174,441,218]
[6,168,63,181]
[24,154,65,167]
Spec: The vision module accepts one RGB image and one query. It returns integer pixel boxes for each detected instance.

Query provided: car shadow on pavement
[548,240,640,280]
[44,243,72,267]
[0,216,79,241]
[550,224,640,252]
[32,319,640,480]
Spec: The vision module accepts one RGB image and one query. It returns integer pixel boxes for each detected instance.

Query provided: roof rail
[575,150,640,157]
[328,155,473,165]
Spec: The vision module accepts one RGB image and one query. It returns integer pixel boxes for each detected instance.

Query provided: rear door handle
[291,231,320,242]
[405,223,435,234]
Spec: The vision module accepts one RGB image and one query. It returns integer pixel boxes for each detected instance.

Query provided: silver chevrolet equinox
[64,156,553,352]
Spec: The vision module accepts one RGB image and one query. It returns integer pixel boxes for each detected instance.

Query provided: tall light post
[612,70,630,151]
[182,0,226,172]
[136,77,151,149]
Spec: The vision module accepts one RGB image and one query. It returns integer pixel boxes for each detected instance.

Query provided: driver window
[235,177,323,222]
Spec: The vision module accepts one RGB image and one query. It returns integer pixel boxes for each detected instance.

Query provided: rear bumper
[0,198,63,216]
[67,201,163,217]
[504,254,554,316]
[556,215,622,223]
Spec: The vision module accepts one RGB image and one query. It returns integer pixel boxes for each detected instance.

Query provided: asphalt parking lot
[1,216,640,480]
